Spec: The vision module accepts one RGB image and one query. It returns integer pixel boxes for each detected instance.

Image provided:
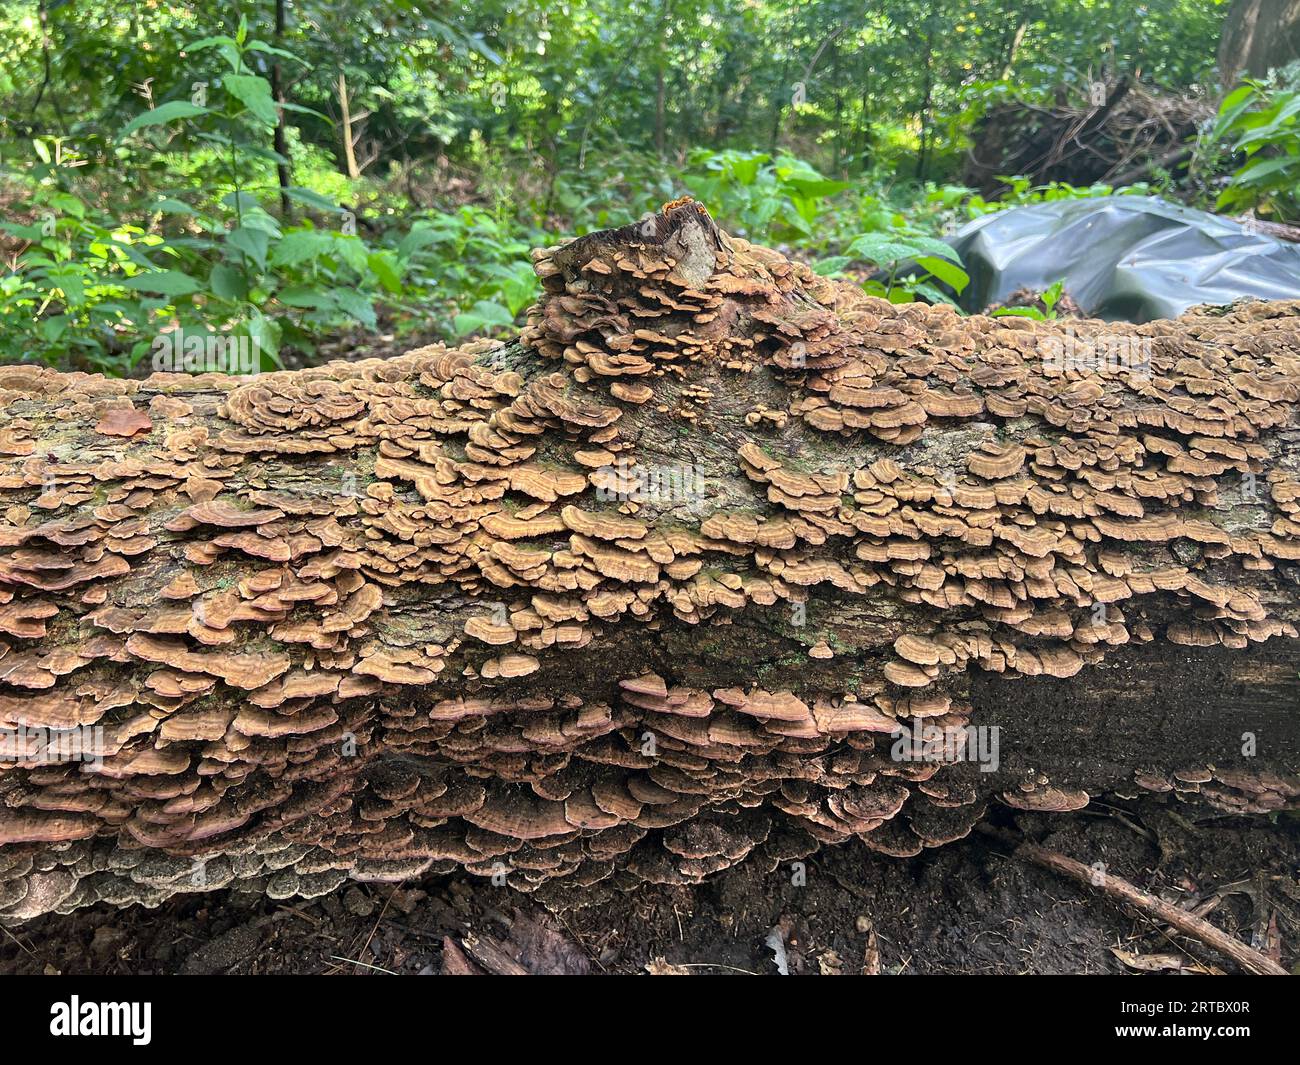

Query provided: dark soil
[4,800,1296,976]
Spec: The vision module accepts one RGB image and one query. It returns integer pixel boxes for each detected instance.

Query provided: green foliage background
[0,0,1287,375]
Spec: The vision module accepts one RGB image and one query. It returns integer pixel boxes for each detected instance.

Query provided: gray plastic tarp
[949,195,1300,322]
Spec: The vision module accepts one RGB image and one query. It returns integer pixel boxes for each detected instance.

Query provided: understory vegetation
[0,0,1294,373]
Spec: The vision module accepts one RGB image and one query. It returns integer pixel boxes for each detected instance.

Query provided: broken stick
[1015,840,1288,976]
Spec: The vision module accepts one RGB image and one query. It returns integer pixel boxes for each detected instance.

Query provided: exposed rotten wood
[1,200,1299,920]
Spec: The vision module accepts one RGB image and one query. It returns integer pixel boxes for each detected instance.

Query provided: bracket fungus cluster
[1,200,1299,920]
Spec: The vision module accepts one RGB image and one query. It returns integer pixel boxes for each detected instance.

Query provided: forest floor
[4,800,1296,976]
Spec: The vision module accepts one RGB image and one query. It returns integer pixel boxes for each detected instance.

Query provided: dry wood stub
[1,200,1299,919]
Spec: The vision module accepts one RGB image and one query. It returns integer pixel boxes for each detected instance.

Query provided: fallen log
[2,200,1300,920]
[1239,215,1300,245]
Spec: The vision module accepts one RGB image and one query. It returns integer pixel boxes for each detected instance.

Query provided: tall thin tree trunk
[655,68,666,158]
[832,40,843,173]
[338,71,360,180]
[769,58,790,151]
[916,23,934,181]
[653,0,672,157]
[270,0,292,217]
[1000,18,1028,80]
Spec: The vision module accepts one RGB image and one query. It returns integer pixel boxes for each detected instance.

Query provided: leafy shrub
[1,177,167,371]
[930,177,1151,220]
[817,229,969,305]
[1211,77,1300,222]
[682,149,850,244]
[398,206,540,338]
[1,20,414,370]
[0,19,551,372]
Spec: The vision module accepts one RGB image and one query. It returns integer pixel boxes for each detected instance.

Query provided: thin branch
[1011,838,1288,976]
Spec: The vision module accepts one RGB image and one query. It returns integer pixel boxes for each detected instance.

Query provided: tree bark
[1,201,1299,920]
[1000,17,1028,81]
[1218,0,1300,87]
[338,71,360,180]
[915,20,934,181]
[270,0,292,219]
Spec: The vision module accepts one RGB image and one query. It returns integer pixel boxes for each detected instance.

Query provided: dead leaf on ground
[862,919,881,975]
[817,949,844,975]
[645,957,692,975]
[1111,947,1216,974]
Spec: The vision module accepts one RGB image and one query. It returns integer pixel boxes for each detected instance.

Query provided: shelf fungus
[2,200,1300,920]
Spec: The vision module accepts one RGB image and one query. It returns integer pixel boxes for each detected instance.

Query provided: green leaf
[335,290,377,329]
[246,41,304,63]
[209,263,249,301]
[49,192,85,218]
[366,251,403,294]
[221,191,264,216]
[119,101,210,139]
[915,255,970,294]
[113,240,166,270]
[904,235,964,261]
[910,281,961,307]
[271,231,335,268]
[846,235,926,265]
[334,237,369,274]
[1042,279,1066,312]
[226,227,270,271]
[1233,155,1298,187]
[183,35,238,53]
[1212,84,1258,141]
[150,198,196,215]
[782,176,851,199]
[223,74,278,126]
[244,311,282,369]
[279,101,331,121]
[277,286,338,310]
[121,270,203,297]
[730,153,770,186]
[812,256,852,276]
[284,187,344,213]
[453,300,514,337]
[1,222,45,240]
[398,223,443,259]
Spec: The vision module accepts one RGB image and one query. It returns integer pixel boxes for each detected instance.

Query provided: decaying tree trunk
[2,201,1300,921]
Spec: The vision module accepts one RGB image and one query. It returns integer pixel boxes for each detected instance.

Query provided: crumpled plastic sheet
[949,195,1300,322]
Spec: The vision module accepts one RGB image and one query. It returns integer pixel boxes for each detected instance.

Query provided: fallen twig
[1013,840,1288,976]
[327,955,397,975]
